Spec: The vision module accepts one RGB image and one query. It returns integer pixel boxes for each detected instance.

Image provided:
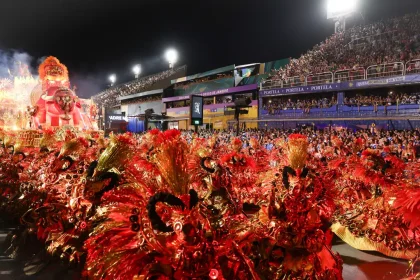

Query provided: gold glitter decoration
[249,138,259,149]
[288,135,308,169]
[59,138,86,159]
[13,141,23,154]
[95,134,134,174]
[39,132,57,148]
[3,134,16,147]
[151,136,190,195]
[332,223,419,259]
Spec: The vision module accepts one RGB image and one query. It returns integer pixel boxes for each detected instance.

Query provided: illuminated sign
[190,95,203,125]
[106,114,125,122]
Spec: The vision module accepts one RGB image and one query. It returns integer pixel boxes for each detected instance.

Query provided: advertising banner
[163,84,257,102]
[190,95,204,125]
[260,74,420,97]
[260,84,341,96]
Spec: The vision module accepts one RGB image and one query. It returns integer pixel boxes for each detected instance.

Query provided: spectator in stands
[266,13,420,85]
[121,95,162,105]
[93,67,184,108]
[264,95,336,115]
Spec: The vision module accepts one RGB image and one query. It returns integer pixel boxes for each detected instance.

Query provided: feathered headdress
[231,137,242,152]
[288,134,308,169]
[3,133,16,148]
[249,137,259,149]
[58,137,89,159]
[38,56,69,83]
[149,129,190,195]
[39,128,57,149]
[94,133,135,174]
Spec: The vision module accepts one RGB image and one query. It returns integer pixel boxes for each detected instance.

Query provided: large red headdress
[38,56,70,90]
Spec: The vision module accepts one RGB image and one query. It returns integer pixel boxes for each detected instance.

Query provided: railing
[282,76,306,88]
[406,59,420,74]
[366,62,404,79]
[334,68,366,82]
[262,79,283,89]
[306,72,334,86]
[261,60,410,90]
[259,104,420,120]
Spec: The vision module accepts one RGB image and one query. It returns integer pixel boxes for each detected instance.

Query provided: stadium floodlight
[327,0,358,19]
[132,64,141,79]
[109,74,116,86]
[165,49,178,69]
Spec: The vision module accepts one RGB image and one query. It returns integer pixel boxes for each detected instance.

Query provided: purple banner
[167,100,259,113]
[162,84,257,102]
[260,84,341,96]
[259,74,420,97]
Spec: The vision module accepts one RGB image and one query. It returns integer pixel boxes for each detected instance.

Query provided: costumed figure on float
[31,56,83,128]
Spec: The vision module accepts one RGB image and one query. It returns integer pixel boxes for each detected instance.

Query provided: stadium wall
[257,73,420,130]
[166,100,258,130]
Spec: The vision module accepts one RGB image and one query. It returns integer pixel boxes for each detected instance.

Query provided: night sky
[1,0,420,97]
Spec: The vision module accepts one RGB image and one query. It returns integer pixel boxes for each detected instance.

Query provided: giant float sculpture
[31,56,85,128]
[0,56,98,146]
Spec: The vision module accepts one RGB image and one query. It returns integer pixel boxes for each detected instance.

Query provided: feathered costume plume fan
[84,130,258,280]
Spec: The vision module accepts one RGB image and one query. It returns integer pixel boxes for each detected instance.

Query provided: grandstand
[255,12,420,131]
[162,64,266,130]
[91,12,420,132]
[92,65,187,108]
[263,12,420,88]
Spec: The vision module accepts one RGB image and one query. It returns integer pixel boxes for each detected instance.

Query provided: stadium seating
[263,13,420,88]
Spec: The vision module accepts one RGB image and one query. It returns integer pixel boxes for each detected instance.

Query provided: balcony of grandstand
[263,93,336,114]
[262,12,420,89]
[261,86,420,117]
[92,65,187,108]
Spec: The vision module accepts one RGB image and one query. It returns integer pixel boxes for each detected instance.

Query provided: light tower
[165,49,178,69]
[109,74,116,86]
[327,0,359,33]
[132,64,141,79]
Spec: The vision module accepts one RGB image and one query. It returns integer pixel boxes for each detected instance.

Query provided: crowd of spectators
[120,95,162,105]
[93,66,186,108]
[167,101,190,109]
[344,92,420,106]
[178,127,420,162]
[267,13,420,83]
[216,96,233,104]
[263,95,336,114]
[261,91,420,115]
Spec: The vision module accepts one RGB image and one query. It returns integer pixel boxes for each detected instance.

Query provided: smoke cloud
[0,49,37,78]
[71,74,103,99]
[0,49,103,99]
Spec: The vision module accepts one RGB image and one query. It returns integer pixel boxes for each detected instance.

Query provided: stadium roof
[235,63,260,69]
[171,64,234,85]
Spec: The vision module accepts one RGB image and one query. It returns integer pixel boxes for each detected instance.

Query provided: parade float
[0,57,99,146]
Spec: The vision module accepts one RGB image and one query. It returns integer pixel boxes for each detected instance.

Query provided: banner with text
[163,84,257,102]
[260,75,420,97]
